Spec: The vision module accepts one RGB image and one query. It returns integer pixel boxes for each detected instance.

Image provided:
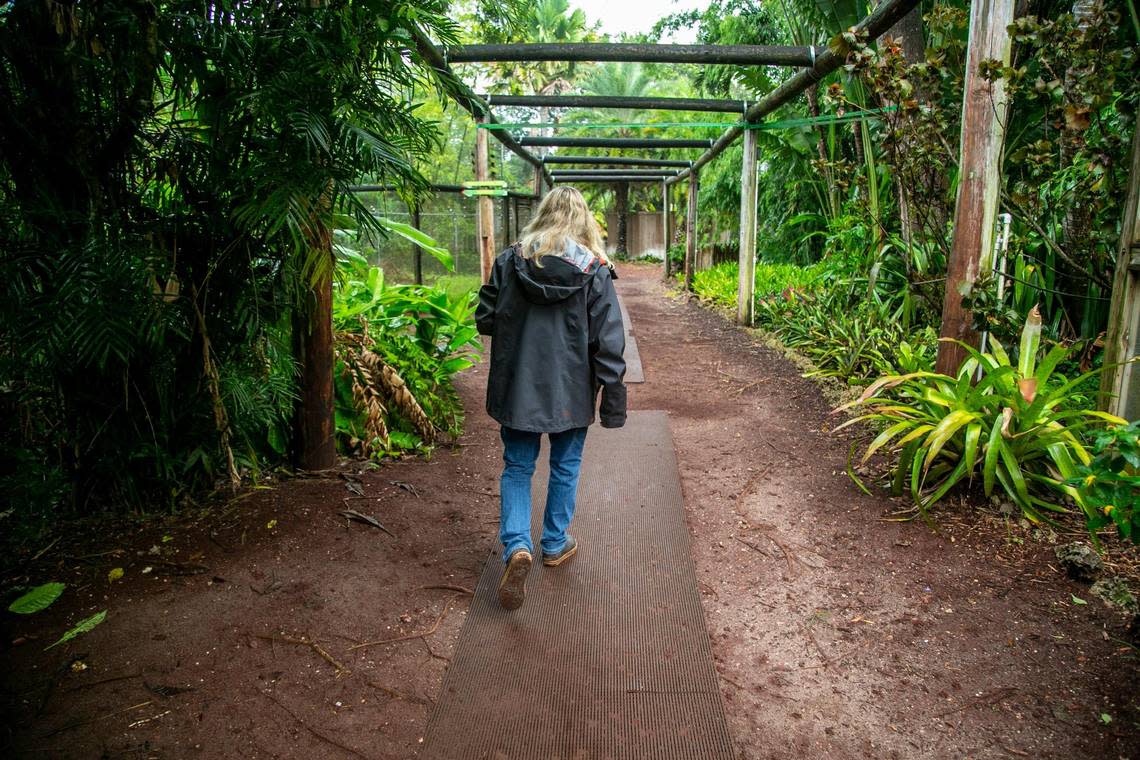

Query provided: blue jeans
[499,426,588,562]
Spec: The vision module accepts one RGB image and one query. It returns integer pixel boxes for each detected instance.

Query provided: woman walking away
[475,186,627,611]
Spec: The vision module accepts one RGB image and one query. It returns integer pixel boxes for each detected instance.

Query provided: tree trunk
[936,0,1016,375]
[615,181,630,255]
[807,86,841,222]
[1057,0,1100,333]
[295,249,336,471]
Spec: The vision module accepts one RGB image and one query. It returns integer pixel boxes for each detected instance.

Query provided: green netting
[478,107,897,133]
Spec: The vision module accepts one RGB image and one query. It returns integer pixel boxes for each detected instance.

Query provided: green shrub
[837,308,1125,526]
[1074,421,1140,543]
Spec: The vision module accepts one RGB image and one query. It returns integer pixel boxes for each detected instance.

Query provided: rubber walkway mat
[618,294,644,384]
[420,411,733,759]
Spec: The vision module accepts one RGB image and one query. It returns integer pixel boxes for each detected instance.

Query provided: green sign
[462,180,507,189]
[462,188,509,197]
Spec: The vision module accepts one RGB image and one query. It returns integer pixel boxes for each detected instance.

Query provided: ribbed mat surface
[619,294,644,384]
[420,411,733,759]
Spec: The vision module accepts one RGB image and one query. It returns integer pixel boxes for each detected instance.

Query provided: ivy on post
[737,127,759,326]
[935,0,1015,375]
[475,113,497,283]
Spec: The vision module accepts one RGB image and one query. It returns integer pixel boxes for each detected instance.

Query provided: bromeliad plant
[836,308,1125,524]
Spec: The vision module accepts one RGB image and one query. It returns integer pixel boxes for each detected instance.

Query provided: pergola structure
[415,0,924,329]
[400,0,1139,419]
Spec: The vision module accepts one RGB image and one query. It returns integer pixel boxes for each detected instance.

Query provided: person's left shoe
[542,535,578,567]
[498,549,533,610]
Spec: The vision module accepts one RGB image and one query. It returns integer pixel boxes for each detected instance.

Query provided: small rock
[1054,542,1103,583]
[1091,576,1137,615]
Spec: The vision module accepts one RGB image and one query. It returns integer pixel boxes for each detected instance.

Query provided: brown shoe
[542,535,578,567]
[498,549,533,610]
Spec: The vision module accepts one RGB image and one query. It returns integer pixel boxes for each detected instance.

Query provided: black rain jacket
[475,241,627,432]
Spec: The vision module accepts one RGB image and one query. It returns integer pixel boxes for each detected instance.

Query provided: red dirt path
[2,263,1137,759]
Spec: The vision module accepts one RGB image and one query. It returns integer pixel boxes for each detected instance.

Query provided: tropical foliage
[839,310,1125,529]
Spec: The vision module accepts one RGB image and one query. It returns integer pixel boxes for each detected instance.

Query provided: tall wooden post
[512,196,520,240]
[501,196,511,247]
[1099,123,1140,419]
[662,181,672,279]
[935,0,1015,375]
[475,114,496,283]
[411,201,423,286]
[534,165,545,199]
[737,127,759,326]
[685,171,699,292]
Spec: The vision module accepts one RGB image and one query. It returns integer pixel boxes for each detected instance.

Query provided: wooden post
[935,0,1015,375]
[511,196,520,240]
[534,165,544,199]
[501,196,511,247]
[737,127,759,326]
[662,181,672,279]
[475,114,496,283]
[1099,123,1140,419]
[685,171,699,292]
[411,201,423,286]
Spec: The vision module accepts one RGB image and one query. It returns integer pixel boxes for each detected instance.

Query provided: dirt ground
[2,263,1138,759]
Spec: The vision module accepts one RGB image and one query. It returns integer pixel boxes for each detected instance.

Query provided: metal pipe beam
[668,0,922,185]
[350,184,539,200]
[521,136,713,149]
[542,156,692,168]
[552,175,673,183]
[485,94,748,113]
[447,43,815,67]
[550,169,679,177]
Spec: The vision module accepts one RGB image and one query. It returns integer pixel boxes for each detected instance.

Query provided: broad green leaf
[8,582,65,614]
[983,417,1004,496]
[923,410,977,470]
[963,422,982,474]
[862,421,913,463]
[1018,307,1042,378]
[45,610,107,651]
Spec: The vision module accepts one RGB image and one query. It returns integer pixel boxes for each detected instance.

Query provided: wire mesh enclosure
[356,191,537,286]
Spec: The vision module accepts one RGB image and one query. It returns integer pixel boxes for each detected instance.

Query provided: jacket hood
[511,240,600,305]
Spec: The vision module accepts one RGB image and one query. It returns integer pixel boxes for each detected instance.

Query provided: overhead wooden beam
[553,175,675,183]
[737,128,759,326]
[486,94,747,113]
[543,156,692,168]
[668,0,922,185]
[935,0,1015,375]
[521,136,713,149]
[411,29,553,187]
[550,168,679,177]
[1099,121,1140,418]
[448,43,814,67]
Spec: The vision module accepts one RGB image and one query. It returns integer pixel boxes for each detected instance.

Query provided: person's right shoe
[498,549,533,610]
[542,535,578,567]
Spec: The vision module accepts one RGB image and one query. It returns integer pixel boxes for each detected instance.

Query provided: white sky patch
[571,0,708,43]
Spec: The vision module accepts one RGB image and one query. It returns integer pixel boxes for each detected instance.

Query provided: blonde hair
[518,186,606,261]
